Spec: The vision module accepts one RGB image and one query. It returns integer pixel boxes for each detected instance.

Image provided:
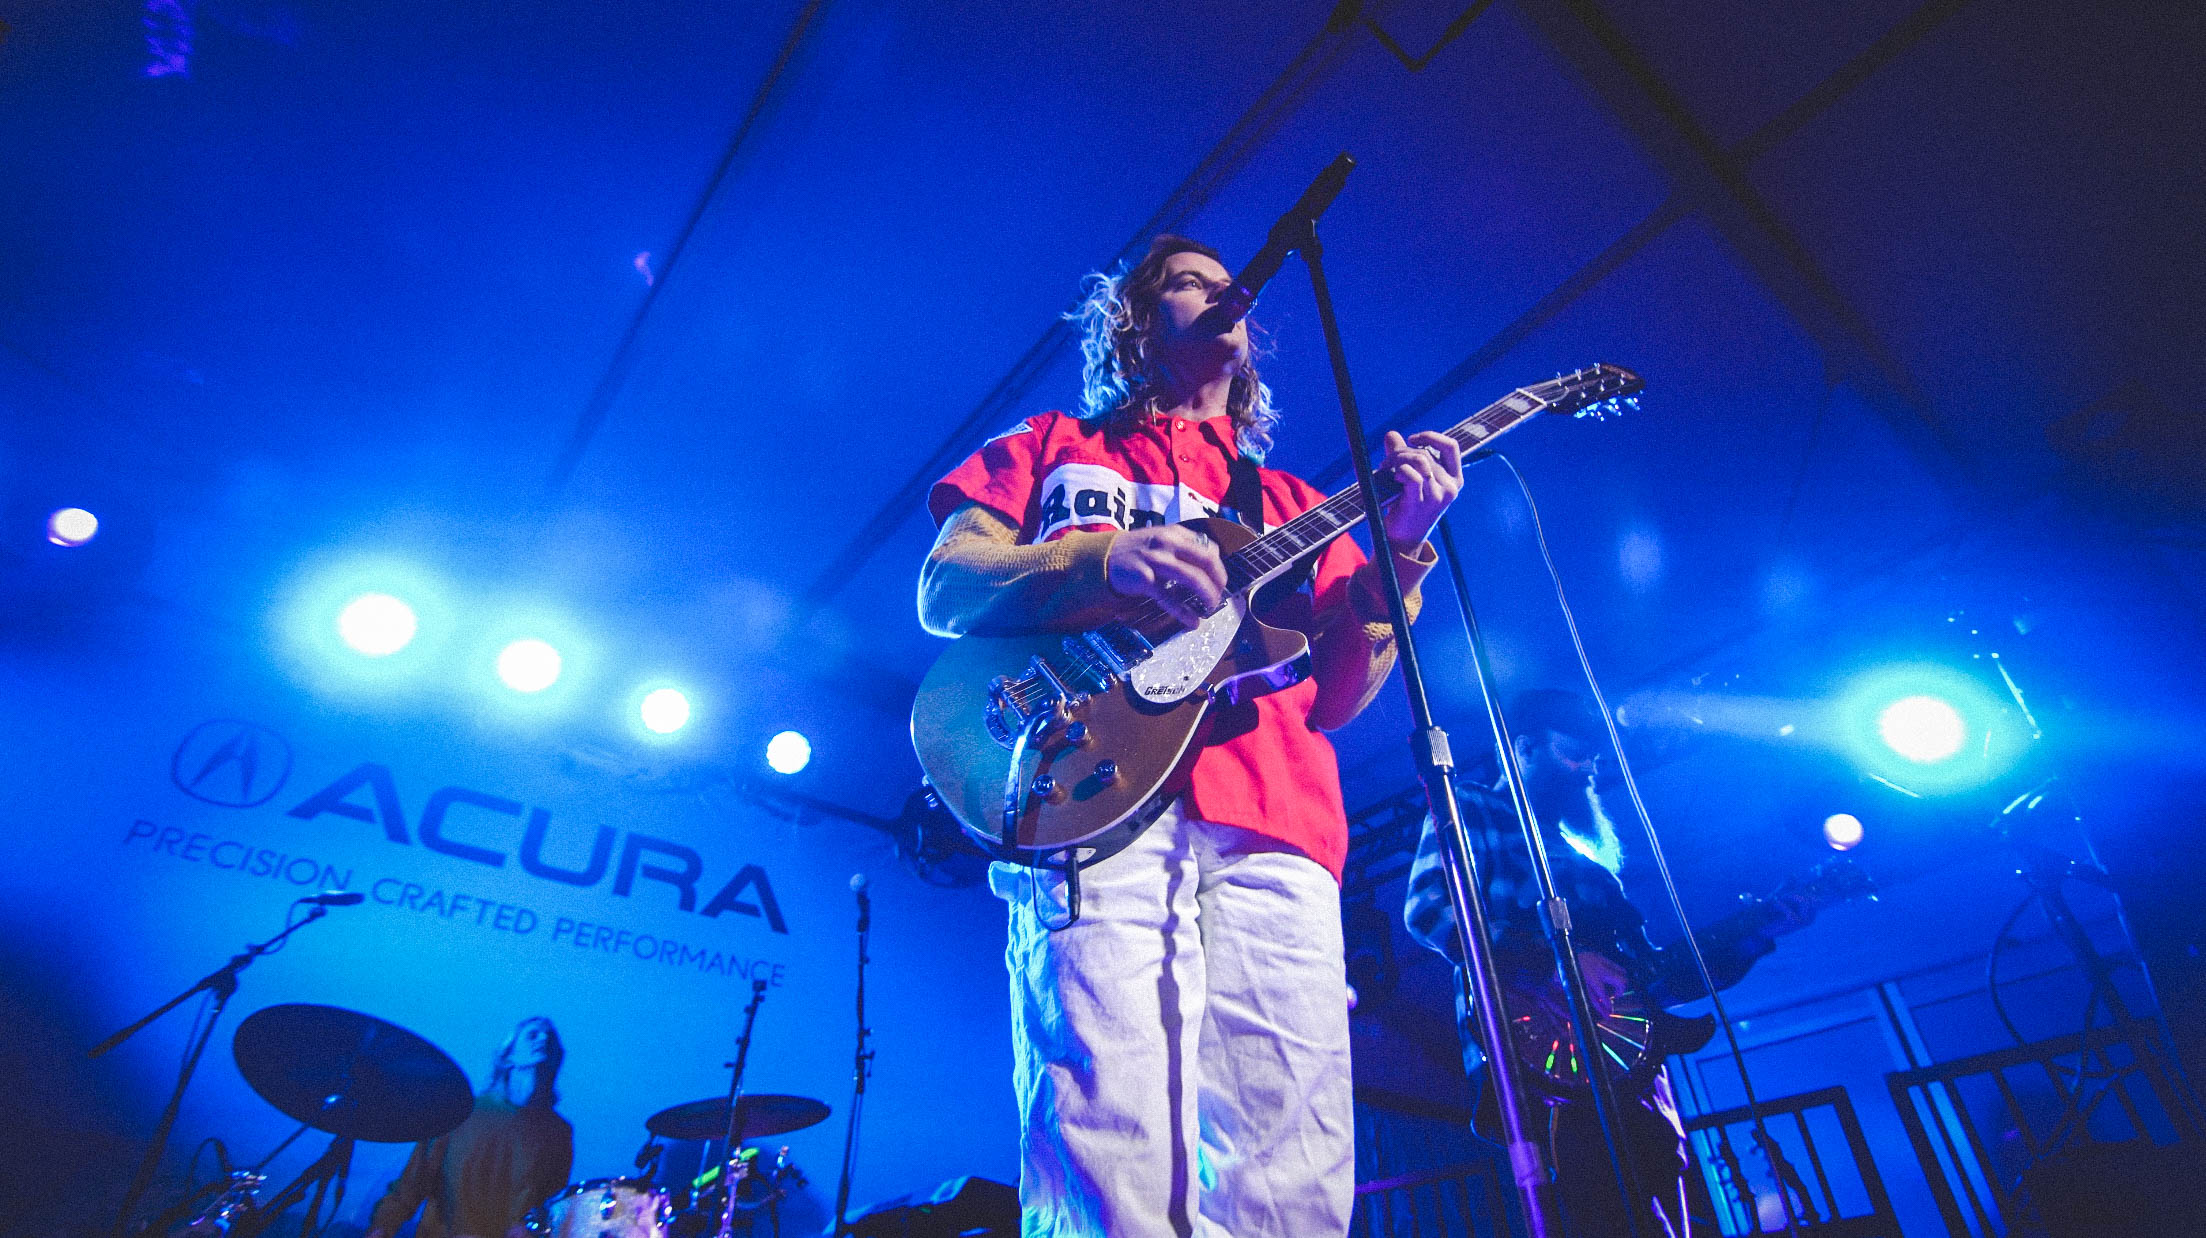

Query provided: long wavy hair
[1068,234,1280,461]
[489,1016,564,1107]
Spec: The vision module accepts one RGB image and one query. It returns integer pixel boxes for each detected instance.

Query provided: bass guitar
[910,364,1643,867]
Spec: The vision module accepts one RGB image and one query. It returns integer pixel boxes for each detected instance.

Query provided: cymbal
[646,1094,831,1142]
[233,1004,474,1143]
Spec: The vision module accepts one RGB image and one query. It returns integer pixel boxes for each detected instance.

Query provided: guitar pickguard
[1128,596,1248,703]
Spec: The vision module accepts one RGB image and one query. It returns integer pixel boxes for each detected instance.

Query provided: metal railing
[1683,1084,1899,1237]
[1884,1020,2200,1237]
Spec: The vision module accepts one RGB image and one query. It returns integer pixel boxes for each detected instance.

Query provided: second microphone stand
[829,882,875,1235]
[1269,159,1645,1238]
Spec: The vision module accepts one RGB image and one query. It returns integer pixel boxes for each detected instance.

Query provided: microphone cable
[1446,451,1804,1238]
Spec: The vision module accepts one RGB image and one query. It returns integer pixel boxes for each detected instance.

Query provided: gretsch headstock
[1523,362,1645,421]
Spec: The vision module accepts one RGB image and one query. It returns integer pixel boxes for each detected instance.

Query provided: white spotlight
[1823,813,1865,851]
[497,638,563,692]
[337,593,418,656]
[47,507,99,546]
[1878,695,1966,763]
[766,730,811,775]
[640,688,692,735]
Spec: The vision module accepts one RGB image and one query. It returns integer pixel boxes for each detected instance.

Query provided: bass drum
[526,1179,673,1238]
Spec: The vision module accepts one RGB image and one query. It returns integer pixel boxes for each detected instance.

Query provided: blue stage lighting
[47,507,99,546]
[1878,695,1965,763]
[766,730,811,775]
[337,592,418,656]
[1837,663,2025,796]
[640,688,691,735]
[275,558,455,699]
[497,639,563,693]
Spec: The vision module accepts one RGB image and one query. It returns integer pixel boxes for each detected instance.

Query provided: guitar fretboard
[1226,388,1550,588]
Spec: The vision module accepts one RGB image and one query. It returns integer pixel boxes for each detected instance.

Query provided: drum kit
[101,896,860,1238]
[126,1003,476,1238]
[539,1096,831,1238]
[122,1003,830,1238]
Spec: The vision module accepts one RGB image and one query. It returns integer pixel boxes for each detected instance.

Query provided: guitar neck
[1225,388,1553,590]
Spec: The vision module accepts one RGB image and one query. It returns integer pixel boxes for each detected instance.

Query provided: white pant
[989,799,1355,1238]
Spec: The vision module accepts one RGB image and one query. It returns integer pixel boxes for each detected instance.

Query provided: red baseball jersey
[929,408,1369,879]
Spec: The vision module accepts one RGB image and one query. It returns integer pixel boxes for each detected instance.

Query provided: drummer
[368,1017,575,1238]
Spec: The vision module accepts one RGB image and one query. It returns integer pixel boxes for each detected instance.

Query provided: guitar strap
[1227,451,1265,535]
[1232,452,1322,613]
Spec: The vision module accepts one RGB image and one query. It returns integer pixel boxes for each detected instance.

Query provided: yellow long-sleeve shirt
[369,1097,573,1238]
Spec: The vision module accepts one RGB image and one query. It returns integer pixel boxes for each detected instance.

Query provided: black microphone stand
[830,883,875,1235]
[1261,154,1639,1238]
[96,900,334,1236]
[714,979,770,1238]
[1437,518,1649,1231]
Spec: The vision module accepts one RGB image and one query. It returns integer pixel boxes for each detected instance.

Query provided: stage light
[276,558,454,697]
[766,730,811,775]
[1823,813,1864,850]
[47,507,99,546]
[640,688,691,735]
[336,593,418,656]
[1878,695,1965,763]
[497,639,563,693]
[1836,664,2025,796]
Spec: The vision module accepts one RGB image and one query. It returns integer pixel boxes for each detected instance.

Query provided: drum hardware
[710,981,770,1238]
[143,1167,267,1238]
[702,1146,807,1212]
[95,895,355,1237]
[641,1081,827,1238]
[662,1147,807,1238]
[217,1004,473,1238]
[186,1171,266,1234]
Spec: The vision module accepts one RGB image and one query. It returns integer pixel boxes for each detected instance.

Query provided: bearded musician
[1405,691,1820,1237]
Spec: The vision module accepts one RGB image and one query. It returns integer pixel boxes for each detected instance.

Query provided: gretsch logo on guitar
[910,364,1645,868]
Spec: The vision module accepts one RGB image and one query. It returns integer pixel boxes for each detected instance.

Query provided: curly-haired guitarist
[919,234,1464,1237]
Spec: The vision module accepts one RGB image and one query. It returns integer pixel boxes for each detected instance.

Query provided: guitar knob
[1030,775,1061,802]
[1064,722,1090,748]
[1094,760,1118,786]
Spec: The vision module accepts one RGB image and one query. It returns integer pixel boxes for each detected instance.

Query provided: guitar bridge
[985,630,1137,750]
[985,675,1040,749]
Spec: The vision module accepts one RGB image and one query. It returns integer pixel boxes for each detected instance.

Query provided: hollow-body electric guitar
[910,364,1643,868]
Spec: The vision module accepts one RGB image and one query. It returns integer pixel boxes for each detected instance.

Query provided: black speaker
[843,1175,1018,1237]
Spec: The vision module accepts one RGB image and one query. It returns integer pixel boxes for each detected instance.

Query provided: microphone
[1192,153,1356,337]
[299,891,365,906]
[850,873,870,933]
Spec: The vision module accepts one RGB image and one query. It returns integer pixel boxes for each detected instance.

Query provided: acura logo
[172,719,295,808]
